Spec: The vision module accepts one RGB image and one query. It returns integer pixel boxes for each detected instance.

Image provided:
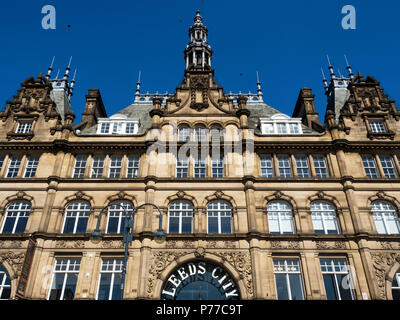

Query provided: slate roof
[79,101,321,136]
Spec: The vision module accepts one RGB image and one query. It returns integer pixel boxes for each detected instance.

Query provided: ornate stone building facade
[0,11,399,300]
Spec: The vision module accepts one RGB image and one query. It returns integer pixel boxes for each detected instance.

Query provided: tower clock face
[160,261,240,300]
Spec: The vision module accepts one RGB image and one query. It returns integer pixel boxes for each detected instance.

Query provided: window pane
[208,217,219,234]
[288,274,304,300]
[107,218,119,233]
[168,217,180,234]
[76,217,89,234]
[275,274,289,300]
[111,274,122,300]
[63,218,75,234]
[49,274,65,300]
[323,274,339,300]
[2,218,16,234]
[221,216,232,233]
[98,274,112,300]
[337,274,353,300]
[63,274,78,300]
[181,217,192,234]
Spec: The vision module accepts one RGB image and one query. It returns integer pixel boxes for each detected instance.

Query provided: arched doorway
[160,261,240,300]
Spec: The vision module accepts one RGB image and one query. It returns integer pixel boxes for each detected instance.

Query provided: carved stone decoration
[213,251,254,298]
[194,247,205,258]
[189,74,209,111]
[55,240,85,249]
[271,241,300,250]
[146,250,191,298]
[371,252,400,299]
[101,240,124,249]
[0,240,23,249]
[0,251,25,279]
[316,241,346,250]
[380,242,396,250]
[146,249,254,299]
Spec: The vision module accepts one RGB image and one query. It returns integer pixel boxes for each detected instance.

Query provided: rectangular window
[277,155,292,178]
[289,123,300,134]
[112,122,123,134]
[369,121,386,133]
[168,202,193,234]
[48,259,80,300]
[320,259,354,300]
[72,155,87,178]
[314,155,329,178]
[176,158,189,178]
[273,259,305,300]
[6,156,22,178]
[262,123,275,134]
[24,156,39,178]
[97,259,123,300]
[276,123,287,134]
[362,155,379,178]
[109,156,122,178]
[16,121,33,134]
[260,155,274,178]
[125,122,135,134]
[194,158,207,178]
[100,122,110,134]
[126,156,139,178]
[295,155,310,178]
[211,157,224,178]
[380,156,397,178]
[91,156,105,178]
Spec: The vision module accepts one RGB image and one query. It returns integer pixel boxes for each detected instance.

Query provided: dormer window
[260,114,303,135]
[97,114,139,135]
[16,121,33,134]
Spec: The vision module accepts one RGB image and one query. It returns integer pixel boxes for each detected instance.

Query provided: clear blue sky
[0,0,399,123]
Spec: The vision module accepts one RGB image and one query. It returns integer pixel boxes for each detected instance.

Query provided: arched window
[210,125,222,142]
[392,268,400,300]
[371,201,400,235]
[194,125,207,142]
[207,201,232,234]
[62,201,90,234]
[267,201,294,234]
[0,264,11,300]
[178,125,191,142]
[1,201,31,234]
[106,201,133,234]
[311,201,339,235]
[168,201,193,234]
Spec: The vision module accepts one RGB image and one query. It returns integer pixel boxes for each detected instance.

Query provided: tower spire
[63,56,73,80]
[327,55,336,79]
[135,71,141,100]
[256,71,264,101]
[69,69,77,100]
[184,10,213,70]
[46,56,55,79]
[344,55,354,79]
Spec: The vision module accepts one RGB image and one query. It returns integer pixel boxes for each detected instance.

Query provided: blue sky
[0,0,399,123]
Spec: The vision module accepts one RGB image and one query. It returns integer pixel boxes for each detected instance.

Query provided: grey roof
[80,103,153,135]
[80,101,319,136]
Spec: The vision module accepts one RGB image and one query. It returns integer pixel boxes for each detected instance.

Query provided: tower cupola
[184,10,213,70]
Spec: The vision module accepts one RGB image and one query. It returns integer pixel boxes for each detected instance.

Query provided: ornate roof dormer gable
[340,72,400,120]
[0,58,77,142]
